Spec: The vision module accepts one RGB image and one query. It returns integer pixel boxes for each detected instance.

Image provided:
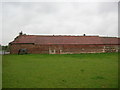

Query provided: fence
[0,51,10,55]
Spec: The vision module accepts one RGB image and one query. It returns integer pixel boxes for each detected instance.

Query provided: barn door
[49,49,56,54]
[49,48,62,54]
[56,50,60,54]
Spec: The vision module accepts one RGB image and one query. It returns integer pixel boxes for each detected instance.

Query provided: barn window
[82,48,84,50]
[51,50,54,53]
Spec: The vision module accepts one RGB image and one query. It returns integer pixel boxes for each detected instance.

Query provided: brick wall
[9,44,119,54]
[9,44,35,54]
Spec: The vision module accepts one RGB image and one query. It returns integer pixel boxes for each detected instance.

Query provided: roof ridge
[10,35,119,45]
[22,35,100,37]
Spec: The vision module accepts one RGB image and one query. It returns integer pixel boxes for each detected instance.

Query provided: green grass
[0,55,2,89]
[2,53,118,88]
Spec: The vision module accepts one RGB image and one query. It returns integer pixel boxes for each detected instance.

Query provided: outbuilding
[9,32,120,54]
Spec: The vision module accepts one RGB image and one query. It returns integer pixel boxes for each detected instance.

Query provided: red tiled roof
[35,36,102,44]
[12,35,36,44]
[101,37,118,44]
[10,35,119,45]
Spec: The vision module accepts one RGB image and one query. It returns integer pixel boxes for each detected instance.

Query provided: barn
[9,32,120,54]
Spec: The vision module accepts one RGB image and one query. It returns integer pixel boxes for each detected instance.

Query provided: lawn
[2,53,118,88]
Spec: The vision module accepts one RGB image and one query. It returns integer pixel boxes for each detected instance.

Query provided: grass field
[2,53,118,88]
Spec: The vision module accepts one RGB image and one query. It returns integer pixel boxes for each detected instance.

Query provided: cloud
[2,2,118,45]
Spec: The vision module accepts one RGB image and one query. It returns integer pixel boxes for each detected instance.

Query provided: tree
[2,45,9,52]
[0,44,1,51]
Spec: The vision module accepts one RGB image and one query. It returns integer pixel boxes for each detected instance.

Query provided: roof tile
[10,35,119,45]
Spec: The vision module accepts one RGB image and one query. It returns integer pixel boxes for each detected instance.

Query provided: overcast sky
[1,0,119,45]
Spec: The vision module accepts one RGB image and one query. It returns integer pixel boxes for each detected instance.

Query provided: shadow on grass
[91,76,105,80]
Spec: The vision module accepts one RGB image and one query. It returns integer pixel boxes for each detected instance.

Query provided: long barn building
[9,33,120,54]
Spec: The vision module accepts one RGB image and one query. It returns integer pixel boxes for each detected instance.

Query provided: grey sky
[1,1,118,45]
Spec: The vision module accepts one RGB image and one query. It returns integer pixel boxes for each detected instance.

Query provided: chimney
[19,31,23,36]
[83,34,86,36]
